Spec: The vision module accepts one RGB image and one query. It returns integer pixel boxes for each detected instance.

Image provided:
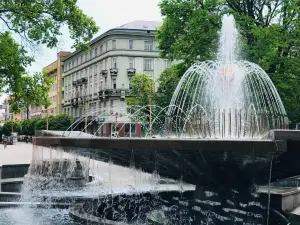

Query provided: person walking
[3,136,7,148]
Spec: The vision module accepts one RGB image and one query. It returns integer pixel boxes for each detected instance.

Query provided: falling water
[165,14,288,138]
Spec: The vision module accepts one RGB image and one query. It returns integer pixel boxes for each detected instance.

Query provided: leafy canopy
[0,0,99,49]
[0,0,99,111]
[9,72,53,113]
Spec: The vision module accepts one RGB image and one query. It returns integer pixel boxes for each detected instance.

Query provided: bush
[0,114,73,136]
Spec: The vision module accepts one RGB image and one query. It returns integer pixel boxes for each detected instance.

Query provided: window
[106,42,108,51]
[100,81,103,90]
[94,82,98,92]
[94,64,97,75]
[100,61,103,70]
[81,55,83,64]
[100,45,103,54]
[112,58,117,68]
[95,47,98,56]
[164,60,171,69]
[112,40,116,50]
[110,100,114,108]
[129,78,132,89]
[72,61,74,68]
[144,41,153,51]
[112,78,116,89]
[129,57,134,69]
[129,40,133,49]
[104,78,107,88]
[76,58,79,66]
[90,50,93,59]
[89,66,92,77]
[144,58,153,71]
[85,53,88,61]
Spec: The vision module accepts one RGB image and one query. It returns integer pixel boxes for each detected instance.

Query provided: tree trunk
[46,109,49,130]
[27,107,29,119]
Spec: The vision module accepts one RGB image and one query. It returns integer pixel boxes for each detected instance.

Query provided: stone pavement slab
[0,143,32,165]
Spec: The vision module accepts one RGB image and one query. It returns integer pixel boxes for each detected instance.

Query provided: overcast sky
[27,0,162,74]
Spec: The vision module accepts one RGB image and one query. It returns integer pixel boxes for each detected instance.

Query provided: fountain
[165,15,288,138]
[1,14,299,224]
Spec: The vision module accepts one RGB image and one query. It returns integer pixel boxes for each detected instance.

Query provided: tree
[157,0,221,65]
[154,63,187,109]
[157,0,300,122]
[0,32,33,95]
[9,72,53,115]
[0,0,99,49]
[126,73,154,123]
[0,0,99,109]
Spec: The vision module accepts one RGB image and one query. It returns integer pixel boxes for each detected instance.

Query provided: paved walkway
[0,142,32,165]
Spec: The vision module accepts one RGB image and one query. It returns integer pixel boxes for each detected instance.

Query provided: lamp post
[81,82,89,133]
[148,74,155,135]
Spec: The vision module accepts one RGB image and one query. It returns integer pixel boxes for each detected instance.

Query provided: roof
[116,20,162,31]
[62,20,162,61]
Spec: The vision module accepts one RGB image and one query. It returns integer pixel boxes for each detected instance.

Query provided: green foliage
[125,73,154,123]
[0,0,98,112]
[154,63,187,109]
[157,0,300,122]
[0,114,73,137]
[48,114,73,131]
[0,0,99,49]
[0,32,33,95]
[157,0,221,64]
[126,73,154,107]
[9,72,53,114]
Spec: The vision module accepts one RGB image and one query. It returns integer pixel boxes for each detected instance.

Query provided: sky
[27,0,162,74]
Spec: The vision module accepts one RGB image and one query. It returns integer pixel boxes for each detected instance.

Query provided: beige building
[43,51,70,116]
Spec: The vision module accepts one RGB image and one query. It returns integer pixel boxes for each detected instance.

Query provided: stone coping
[267,129,300,141]
[34,136,286,152]
[258,186,300,197]
[1,178,24,184]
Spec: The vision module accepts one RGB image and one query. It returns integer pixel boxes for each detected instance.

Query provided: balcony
[110,68,118,76]
[127,68,136,77]
[98,90,106,101]
[71,98,79,108]
[77,77,88,86]
[98,89,131,100]
[101,70,108,77]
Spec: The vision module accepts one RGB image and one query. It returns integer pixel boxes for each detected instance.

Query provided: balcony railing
[127,68,136,77]
[101,70,108,77]
[110,68,118,76]
[98,88,132,100]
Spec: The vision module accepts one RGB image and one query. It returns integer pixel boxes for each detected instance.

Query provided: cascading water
[165,15,288,138]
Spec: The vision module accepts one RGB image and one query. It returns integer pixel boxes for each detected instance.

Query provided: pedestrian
[3,136,7,148]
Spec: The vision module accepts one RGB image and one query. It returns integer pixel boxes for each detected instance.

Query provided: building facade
[62,20,171,136]
[44,51,71,117]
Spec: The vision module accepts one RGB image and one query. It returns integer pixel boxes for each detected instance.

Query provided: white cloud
[27,0,162,74]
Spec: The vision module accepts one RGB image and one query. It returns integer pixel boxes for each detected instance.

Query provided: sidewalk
[0,142,32,165]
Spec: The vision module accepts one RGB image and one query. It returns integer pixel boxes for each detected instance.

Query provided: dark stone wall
[1,164,29,179]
